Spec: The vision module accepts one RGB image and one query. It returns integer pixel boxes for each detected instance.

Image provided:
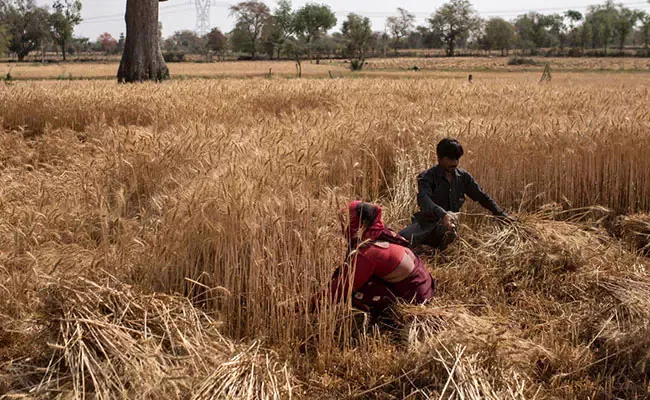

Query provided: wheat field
[1,60,349,80]
[3,57,650,81]
[1,73,650,398]
[364,56,650,72]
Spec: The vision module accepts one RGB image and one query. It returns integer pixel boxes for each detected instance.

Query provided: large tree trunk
[447,40,455,57]
[251,39,257,59]
[118,0,169,83]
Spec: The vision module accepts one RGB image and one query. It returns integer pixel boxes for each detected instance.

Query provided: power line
[334,1,650,18]
[80,2,195,24]
[77,0,650,27]
[478,0,649,14]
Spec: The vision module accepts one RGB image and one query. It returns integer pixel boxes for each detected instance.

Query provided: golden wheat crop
[4,57,650,81]
[364,56,650,72]
[1,74,650,398]
[1,60,348,80]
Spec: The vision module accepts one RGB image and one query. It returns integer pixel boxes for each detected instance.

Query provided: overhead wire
[79,1,196,25]
[77,0,650,27]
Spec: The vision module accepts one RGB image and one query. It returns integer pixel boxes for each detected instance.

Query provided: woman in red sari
[324,201,435,316]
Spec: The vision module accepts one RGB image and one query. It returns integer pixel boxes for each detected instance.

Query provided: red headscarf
[342,201,409,250]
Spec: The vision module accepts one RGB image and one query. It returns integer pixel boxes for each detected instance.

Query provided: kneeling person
[400,138,508,250]
[323,201,435,317]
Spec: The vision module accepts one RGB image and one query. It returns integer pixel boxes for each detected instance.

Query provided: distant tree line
[0,0,82,61]
[2,0,650,63]
[169,0,650,61]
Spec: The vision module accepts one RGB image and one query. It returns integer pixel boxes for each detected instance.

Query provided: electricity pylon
[195,0,211,36]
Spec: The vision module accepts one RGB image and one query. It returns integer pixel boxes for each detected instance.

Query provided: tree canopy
[481,17,515,55]
[229,1,270,59]
[49,0,81,60]
[386,8,415,55]
[293,3,336,58]
[341,13,373,70]
[1,0,51,61]
[428,0,481,56]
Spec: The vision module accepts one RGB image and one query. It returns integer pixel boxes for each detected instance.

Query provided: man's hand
[442,213,456,231]
[496,213,518,226]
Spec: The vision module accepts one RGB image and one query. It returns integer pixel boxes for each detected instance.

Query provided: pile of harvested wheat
[295,209,650,399]
[608,213,650,255]
[1,274,294,399]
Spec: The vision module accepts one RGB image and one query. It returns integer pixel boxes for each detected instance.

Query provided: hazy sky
[38,0,650,40]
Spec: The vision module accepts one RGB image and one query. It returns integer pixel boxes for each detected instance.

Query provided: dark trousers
[399,221,457,250]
